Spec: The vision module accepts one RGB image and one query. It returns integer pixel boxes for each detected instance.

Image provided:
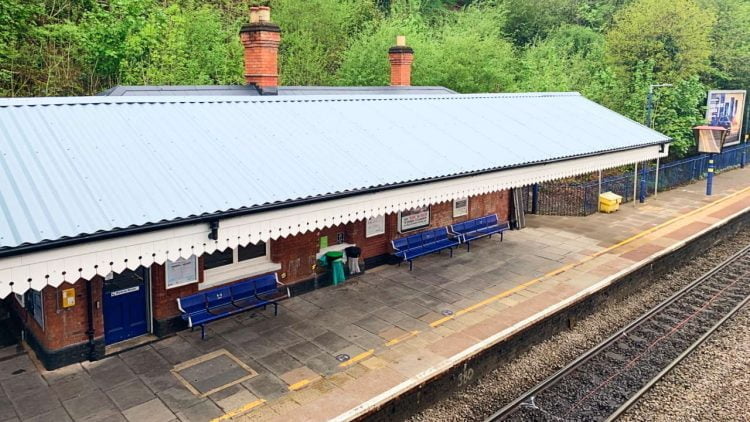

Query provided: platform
[1,167,749,422]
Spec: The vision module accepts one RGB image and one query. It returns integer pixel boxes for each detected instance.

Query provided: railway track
[486,244,750,422]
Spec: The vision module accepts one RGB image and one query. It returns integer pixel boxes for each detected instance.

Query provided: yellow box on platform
[599,191,622,213]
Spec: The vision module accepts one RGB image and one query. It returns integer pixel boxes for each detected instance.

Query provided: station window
[204,241,267,270]
[204,248,234,270]
[24,289,44,330]
[199,240,278,289]
[238,242,266,262]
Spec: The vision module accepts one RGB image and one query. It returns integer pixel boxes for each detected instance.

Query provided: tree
[700,0,750,89]
[119,4,243,85]
[338,3,517,92]
[502,0,577,45]
[517,25,620,107]
[271,0,379,86]
[606,0,714,80]
[0,0,43,95]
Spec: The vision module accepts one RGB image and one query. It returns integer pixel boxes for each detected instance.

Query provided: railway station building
[0,6,671,369]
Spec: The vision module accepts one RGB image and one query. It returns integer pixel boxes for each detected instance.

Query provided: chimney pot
[250,6,260,23]
[257,6,271,23]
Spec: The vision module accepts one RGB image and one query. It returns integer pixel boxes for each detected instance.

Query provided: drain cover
[172,349,258,397]
[441,310,454,316]
[335,354,351,362]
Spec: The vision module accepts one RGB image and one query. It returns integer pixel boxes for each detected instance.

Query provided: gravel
[620,301,750,422]
[408,226,750,422]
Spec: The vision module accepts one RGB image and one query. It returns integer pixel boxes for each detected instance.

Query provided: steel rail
[485,243,750,422]
[605,292,750,421]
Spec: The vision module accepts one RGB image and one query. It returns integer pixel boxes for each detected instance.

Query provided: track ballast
[487,244,750,422]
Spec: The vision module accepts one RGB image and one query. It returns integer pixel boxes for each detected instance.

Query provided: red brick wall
[8,190,512,350]
[269,189,511,284]
[150,260,203,321]
[11,277,105,351]
[387,190,511,243]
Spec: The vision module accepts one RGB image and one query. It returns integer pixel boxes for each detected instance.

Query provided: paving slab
[82,358,136,391]
[122,398,175,422]
[174,399,224,422]
[62,389,115,421]
[105,378,157,411]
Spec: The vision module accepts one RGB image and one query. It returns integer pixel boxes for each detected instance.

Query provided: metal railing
[522,143,749,216]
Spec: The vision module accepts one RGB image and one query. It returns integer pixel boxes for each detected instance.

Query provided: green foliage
[517,25,619,105]
[606,0,714,80]
[339,3,516,92]
[271,0,379,85]
[650,77,707,157]
[118,4,243,85]
[700,0,750,90]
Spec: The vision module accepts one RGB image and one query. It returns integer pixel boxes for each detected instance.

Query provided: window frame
[202,241,275,289]
[24,289,44,331]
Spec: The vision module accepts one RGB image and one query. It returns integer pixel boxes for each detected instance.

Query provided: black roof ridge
[0,91,582,108]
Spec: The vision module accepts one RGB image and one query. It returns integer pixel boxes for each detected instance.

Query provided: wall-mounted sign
[166,255,198,289]
[366,214,386,237]
[705,90,746,146]
[399,206,430,232]
[453,197,468,217]
[110,286,140,297]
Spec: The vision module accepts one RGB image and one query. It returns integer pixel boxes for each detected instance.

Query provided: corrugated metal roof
[99,85,457,96]
[0,92,669,251]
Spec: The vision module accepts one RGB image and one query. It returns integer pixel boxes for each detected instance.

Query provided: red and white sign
[399,206,430,232]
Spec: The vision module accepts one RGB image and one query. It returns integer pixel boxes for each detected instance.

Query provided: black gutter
[0,142,668,259]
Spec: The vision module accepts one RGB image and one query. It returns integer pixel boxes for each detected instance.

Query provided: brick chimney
[239,6,281,95]
[388,36,414,87]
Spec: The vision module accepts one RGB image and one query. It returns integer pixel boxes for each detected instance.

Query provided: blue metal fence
[523,143,750,216]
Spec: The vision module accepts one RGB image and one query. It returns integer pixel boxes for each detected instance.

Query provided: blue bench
[177,273,289,339]
[391,227,461,270]
[450,214,510,251]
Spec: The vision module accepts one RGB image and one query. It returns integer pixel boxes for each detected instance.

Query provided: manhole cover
[335,354,351,362]
[172,349,257,397]
[441,310,454,316]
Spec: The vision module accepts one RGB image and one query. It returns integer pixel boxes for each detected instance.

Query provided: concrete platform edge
[338,204,750,421]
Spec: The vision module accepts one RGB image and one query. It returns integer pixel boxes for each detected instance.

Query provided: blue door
[103,268,148,345]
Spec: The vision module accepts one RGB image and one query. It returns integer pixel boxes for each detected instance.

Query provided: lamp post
[693,125,729,196]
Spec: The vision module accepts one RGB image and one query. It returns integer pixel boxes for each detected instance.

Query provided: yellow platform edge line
[211,399,266,422]
[385,330,420,347]
[429,185,750,328]
[288,379,313,391]
[338,349,375,367]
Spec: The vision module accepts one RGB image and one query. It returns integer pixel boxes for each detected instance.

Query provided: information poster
[166,255,198,289]
[399,206,430,232]
[366,214,386,237]
[705,90,746,146]
[453,197,468,217]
